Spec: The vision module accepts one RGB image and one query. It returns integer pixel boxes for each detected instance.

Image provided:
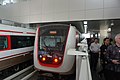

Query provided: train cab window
[38,25,69,55]
[0,36,8,50]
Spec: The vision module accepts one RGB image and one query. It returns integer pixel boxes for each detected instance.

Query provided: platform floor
[91,70,105,80]
[91,60,106,80]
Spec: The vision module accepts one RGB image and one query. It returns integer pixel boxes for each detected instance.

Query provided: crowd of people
[88,33,120,80]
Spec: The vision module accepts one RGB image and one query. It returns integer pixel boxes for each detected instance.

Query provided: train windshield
[38,25,69,65]
[40,36,63,50]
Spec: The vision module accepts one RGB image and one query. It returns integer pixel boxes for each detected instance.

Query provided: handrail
[67,49,92,80]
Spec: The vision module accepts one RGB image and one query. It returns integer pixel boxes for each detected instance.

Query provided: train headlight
[59,57,62,60]
[54,58,58,63]
[39,55,42,58]
[42,57,46,61]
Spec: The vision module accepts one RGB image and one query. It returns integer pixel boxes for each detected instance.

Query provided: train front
[34,24,76,74]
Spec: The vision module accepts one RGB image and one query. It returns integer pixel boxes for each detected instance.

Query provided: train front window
[38,25,69,65]
[0,36,8,50]
[39,26,69,53]
[40,36,64,52]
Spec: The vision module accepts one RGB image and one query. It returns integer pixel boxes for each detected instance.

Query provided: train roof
[0,24,35,32]
[0,24,36,36]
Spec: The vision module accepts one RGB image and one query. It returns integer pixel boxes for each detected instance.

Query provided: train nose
[38,53,63,65]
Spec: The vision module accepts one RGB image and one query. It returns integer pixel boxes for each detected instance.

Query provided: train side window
[11,36,35,49]
[0,36,8,50]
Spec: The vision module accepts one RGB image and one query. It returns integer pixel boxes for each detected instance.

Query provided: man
[98,38,110,77]
[105,34,120,80]
[90,38,100,71]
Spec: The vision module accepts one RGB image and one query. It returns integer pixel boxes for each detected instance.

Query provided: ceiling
[30,19,120,38]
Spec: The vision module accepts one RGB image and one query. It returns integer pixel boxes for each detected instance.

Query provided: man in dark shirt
[98,38,110,77]
[105,34,120,80]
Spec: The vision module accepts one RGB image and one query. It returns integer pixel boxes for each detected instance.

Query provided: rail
[3,65,35,80]
[21,70,37,80]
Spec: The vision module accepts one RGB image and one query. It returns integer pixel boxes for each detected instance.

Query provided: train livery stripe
[0,50,33,61]
[0,30,23,33]
[0,30,35,34]
[26,32,36,34]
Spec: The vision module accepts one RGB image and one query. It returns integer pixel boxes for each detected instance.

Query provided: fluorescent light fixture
[84,25,87,27]
[98,33,100,37]
[84,21,87,25]
[108,28,111,32]
[95,34,97,37]
[84,25,87,33]
[91,34,93,37]
[111,20,114,26]
[11,0,14,3]
[111,23,114,26]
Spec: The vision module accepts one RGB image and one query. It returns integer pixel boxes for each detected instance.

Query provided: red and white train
[34,24,80,75]
[0,24,35,71]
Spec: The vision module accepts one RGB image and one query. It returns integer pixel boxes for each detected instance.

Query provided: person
[88,38,95,51]
[109,38,114,45]
[98,38,110,77]
[90,38,100,71]
[104,34,120,80]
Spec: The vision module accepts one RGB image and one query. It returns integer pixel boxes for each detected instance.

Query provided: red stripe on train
[0,30,23,33]
[0,30,35,34]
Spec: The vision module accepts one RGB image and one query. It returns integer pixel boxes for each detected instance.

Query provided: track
[3,65,36,80]
[3,65,75,80]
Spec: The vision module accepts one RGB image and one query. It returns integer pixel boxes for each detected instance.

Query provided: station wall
[0,0,120,23]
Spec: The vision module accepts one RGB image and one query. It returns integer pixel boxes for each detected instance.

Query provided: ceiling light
[84,21,87,25]
[84,25,87,33]
[111,20,114,26]
[108,28,111,32]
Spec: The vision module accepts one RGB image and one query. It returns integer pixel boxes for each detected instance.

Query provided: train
[34,24,81,77]
[0,24,35,72]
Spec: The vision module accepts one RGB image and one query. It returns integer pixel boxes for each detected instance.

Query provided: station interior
[0,0,120,80]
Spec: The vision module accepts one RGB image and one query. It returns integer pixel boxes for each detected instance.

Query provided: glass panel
[39,26,69,54]
[0,36,8,50]
[11,36,34,49]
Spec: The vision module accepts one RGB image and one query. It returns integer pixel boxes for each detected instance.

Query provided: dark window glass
[11,36,34,49]
[38,25,69,54]
[0,36,8,50]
